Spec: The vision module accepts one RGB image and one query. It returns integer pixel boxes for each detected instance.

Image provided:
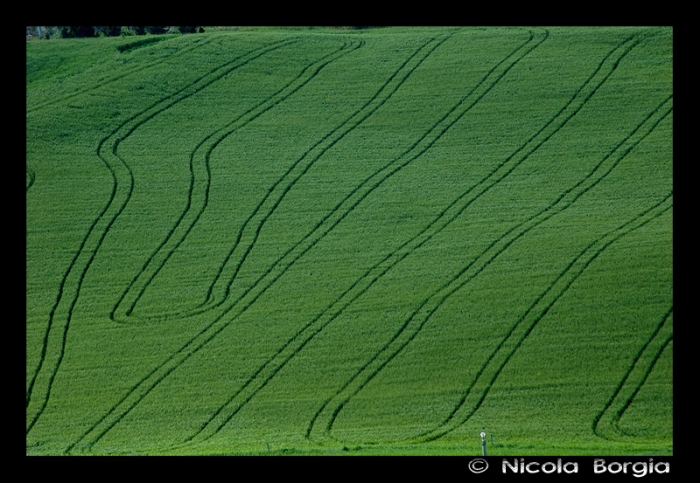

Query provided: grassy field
[26,26,672,456]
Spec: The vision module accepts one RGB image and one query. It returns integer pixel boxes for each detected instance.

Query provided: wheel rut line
[302,28,557,442]
[416,194,672,443]
[27,38,296,439]
[314,189,672,446]
[177,28,548,447]
[382,102,671,444]
[64,32,452,451]
[115,31,457,448]
[27,36,215,114]
[304,31,632,442]
[27,138,133,434]
[193,32,457,316]
[593,306,673,440]
[114,32,443,324]
[26,126,125,418]
[26,166,36,192]
[27,431,146,456]
[309,39,664,443]
[109,38,361,323]
[614,334,672,437]
[155,39,365,319]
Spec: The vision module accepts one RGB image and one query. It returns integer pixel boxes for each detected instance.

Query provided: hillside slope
[26,26,672,455]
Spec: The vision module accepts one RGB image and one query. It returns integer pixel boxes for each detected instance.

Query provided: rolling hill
[26,26,672,455]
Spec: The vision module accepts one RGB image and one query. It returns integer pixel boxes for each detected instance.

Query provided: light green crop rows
[26,26,672,456]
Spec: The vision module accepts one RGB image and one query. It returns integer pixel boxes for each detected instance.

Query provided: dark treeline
[26,26,204,39]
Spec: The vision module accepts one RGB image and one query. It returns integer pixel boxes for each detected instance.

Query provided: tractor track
[306,38,667,444]
[185,32,459,317]
[415,192,673,443]
[25,28,672,454]
[175,28,552,448]
[110,38,363,323]
[26,37,297,437]
[593,306,673,440]
[26,35,213,114]
[63,31,462,452]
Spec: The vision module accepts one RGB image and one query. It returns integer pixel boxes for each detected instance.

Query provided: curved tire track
[63,31,459,452]
[112,32,455,324]
[307,44,667,444]
[593,306,673,440]
[26,166,36,192]
[26,38,297,436]
[110,38,363,323]
[414,193,673,443]
[173,28,549,448]
[182,31,459,317]
[27,36,213,114]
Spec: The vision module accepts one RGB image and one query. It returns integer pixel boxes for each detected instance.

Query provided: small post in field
[480,431,487,456]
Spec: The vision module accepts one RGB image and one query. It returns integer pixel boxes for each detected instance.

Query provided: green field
[26,26,672,456]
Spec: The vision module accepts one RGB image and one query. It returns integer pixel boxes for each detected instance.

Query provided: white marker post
[480,431,487,456]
